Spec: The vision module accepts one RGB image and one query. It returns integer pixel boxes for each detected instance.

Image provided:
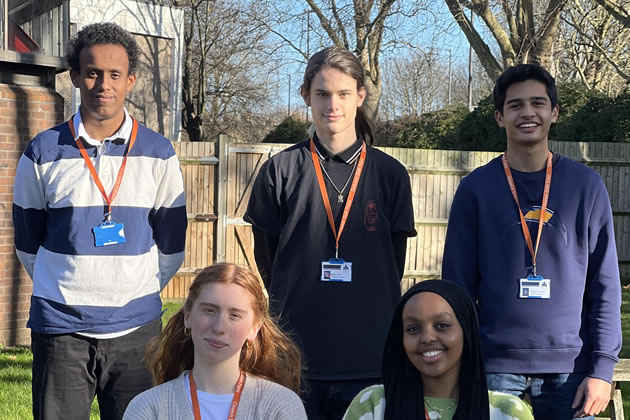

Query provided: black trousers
[31,318,161,420]
[303,377,380,420]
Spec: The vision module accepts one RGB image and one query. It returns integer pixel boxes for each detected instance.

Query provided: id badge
[93,221,126,247]
[320,258,352,282]
[519,275,551,299]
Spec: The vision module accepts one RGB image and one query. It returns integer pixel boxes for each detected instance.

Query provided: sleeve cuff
[590,354,619,383]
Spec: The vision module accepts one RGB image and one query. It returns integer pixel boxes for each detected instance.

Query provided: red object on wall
[8,19,40,53]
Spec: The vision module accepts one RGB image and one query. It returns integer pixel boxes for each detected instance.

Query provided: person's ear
[126,72,137,92]
[550,104,559,123]
[495,110,505,128]
[302,88,310,107]
[356,86,366,107]
[247,319,263,342]
[70,69,80,88]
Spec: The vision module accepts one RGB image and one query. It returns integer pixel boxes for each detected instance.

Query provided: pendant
[337,193,344,203]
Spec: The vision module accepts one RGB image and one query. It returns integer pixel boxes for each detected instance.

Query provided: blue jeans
[486,373,593,420]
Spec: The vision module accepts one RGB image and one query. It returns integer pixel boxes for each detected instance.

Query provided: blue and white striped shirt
[13,110,187,335]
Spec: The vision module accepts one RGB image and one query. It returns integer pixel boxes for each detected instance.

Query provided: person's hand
[571,377,611,417]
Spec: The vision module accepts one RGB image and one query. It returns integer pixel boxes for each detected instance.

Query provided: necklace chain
[424,398,457,416]
[318,153,359,203]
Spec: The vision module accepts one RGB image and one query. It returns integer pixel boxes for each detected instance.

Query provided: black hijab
[382,280,490,420]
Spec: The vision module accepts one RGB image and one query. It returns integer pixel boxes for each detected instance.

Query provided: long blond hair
[146,263,302,393]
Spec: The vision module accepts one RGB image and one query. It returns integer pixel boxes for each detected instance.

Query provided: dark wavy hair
[65,22,140,74]
[300,46,374,144]
[493,64,558,114]
[382,280,490,420]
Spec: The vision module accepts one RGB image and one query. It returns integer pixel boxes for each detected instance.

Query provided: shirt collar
[73,108,132,146]
[313,133,363,164]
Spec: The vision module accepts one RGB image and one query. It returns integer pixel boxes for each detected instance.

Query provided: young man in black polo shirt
[245,46,416,419]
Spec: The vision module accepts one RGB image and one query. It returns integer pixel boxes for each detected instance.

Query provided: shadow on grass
[0,372,31,384]
[0,346,32,373]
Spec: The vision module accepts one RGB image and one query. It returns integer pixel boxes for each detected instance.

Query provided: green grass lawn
[1,295,629,419]
[0,302,183,420]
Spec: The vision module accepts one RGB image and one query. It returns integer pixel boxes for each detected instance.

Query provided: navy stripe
[150,205,188,254]
[13,205,47,253]
[25,122,176,165]
[43,206,156,255]
[28,294,162,334]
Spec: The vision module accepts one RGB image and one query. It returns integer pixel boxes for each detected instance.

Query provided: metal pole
[468,11,474,111]
[288,74,291,118]
[215,133,228,262]
[306,10,310,121]
[448,50,452,106]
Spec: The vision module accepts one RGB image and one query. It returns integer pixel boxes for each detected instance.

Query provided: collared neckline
[73,108,132,146]
[313,133,363,164]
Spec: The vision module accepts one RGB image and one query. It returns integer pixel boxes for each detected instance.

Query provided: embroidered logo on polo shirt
[364,200,379,231]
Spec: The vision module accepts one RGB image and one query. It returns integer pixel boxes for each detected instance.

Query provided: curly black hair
[65,22,140,74]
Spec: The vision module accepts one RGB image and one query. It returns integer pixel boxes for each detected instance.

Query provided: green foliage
[552,83,630,143]
[386,107,470,150]
[452,97,506,151]
[262,116,311,144]
[385,82,630,151]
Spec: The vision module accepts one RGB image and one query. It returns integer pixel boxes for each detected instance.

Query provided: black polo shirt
[245,138,416,380]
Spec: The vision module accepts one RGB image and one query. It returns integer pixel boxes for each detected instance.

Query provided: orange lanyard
[425,406,430,420]
[310,138,367,258]
[189,371,246,420]
[68,115,138,221]
[502,152,553,276]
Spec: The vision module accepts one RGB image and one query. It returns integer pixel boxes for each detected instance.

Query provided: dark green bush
[383,82,630,151]
[392,106,470,150]
[262,116,310,144]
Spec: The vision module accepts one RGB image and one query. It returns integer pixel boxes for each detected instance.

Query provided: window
[2,0,68,56]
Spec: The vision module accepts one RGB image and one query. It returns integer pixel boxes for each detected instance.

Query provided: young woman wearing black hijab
[343,280,534,420]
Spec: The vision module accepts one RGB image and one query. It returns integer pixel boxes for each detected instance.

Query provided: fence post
[215,133,228,262]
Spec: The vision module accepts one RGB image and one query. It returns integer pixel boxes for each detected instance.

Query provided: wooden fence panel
[164,140,630,299]
[161,142,217,300]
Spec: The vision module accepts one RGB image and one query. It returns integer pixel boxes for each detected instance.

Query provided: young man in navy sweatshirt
[442,64,621,419]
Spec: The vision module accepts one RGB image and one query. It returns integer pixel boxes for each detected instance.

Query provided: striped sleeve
[149,148,187,290]
[13,146,48,279]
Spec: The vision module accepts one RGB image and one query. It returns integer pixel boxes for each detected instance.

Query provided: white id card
[519,276,551,299]
[320,258,352,282]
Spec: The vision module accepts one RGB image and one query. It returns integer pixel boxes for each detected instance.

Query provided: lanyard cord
[310,138,367,258]
[189,371,246,420]
[502,152,553,276]
[67,116,138,221]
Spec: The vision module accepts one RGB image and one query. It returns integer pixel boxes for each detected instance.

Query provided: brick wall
[0,84,64,347]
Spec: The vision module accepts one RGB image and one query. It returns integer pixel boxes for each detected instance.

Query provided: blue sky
[267,0,492,116]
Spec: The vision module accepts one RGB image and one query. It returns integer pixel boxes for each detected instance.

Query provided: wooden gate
[161,141,218,299]
[163,138,630,300]
[221,142,289,273]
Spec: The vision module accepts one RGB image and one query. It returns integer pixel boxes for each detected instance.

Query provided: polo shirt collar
[313,133,363,163]
[73,108,132,146]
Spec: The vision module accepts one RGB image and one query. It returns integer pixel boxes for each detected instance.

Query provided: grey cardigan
[123,371,307,420]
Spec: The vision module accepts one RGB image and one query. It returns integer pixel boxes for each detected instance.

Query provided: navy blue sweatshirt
[442,154,621,382]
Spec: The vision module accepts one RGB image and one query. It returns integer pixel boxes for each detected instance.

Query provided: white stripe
[32,246,160,306]
[16,250,37,280]
[29,155,184,209]
[154,154,186,208]
[13,155,47,210]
